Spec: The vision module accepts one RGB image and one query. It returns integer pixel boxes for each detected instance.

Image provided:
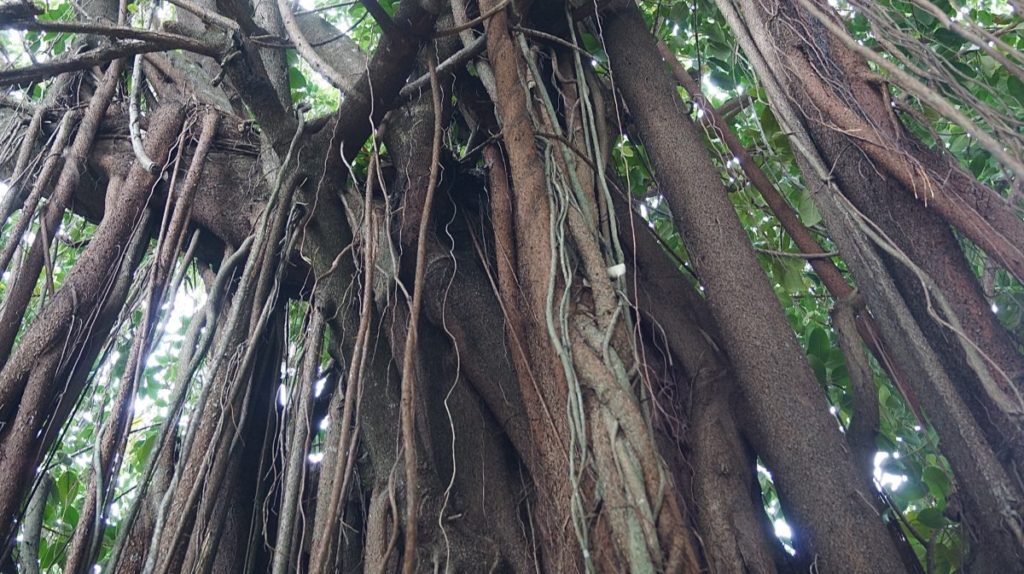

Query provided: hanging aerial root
[128,238,254,574]
[17,472,50,574]
[130,55,160,175]
[0,110,81,279]
[273,308,325,574]
[62,107,218,574]
[155,111,220,288]
[602,4,909,570]
[835,188,1024,555]
[309,149,379,574]
[777,31,1024,289]
[511,23,698,571]
[151,105,307,574]
[397,52,443,574]
[0,101,185,560]
[479,7,584,571]
[0,103,46,224]
[794,0,1024,182]
[656,39,924,418]
[831,292,879,473]
[0,58,124,371]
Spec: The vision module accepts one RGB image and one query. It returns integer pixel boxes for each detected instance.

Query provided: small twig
[716,94,753,120]
[433,0,508,38]
[755,247,839,259]
[513,25,593,58]
[400,34,486,98]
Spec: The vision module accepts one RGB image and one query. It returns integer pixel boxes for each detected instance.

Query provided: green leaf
[892,480,927,506]
[64,503,80,527]
[57,469,77,501]
[916,507,946,529]
[289,66,307,92]
[808,354,828,384]
[40,537,55,569]
[922,465,951,498]
[1008,74,1024,107]
[797,190,822,227]
[133,431,158,468]
[968,153,989,178]
[911,6,936,27]
[782,267,803,293]
[934,28,965,51]
[807,327,830,361]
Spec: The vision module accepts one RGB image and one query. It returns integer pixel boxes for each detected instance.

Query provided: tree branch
[433,0,508,38]
[166,0,239,31]
[359,0,396,36]
[0,40,220,87]
[0,18,223,50]
[399,33,486,98]
[277,0,362,99]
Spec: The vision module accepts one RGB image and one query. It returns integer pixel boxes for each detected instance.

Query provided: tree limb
[359,0,397,36]
[0,18,224,49]
[0,40,220,87]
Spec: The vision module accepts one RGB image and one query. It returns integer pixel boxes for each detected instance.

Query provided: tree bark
[603,6,907,572]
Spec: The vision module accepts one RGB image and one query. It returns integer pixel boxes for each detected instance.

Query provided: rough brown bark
[479,4,576,570]
[715,0,1024,567]
[2,1,1020,572]
[656,38,924,418]
[0,59,123,370]
[726,0,1024,469]
[0,103,185,553]
[619,200,786,574]
[603,6,906,572]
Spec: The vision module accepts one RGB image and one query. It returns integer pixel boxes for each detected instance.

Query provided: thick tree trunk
[620,200,788,574]
[714,0,1024,567]
[603,6,906,572]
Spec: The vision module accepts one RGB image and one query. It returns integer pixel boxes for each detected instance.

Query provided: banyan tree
[0,0,1022,571]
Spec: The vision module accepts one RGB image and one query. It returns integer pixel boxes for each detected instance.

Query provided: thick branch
[0,40,219,87]
[1,18,224,51]
[359,0,397,36]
